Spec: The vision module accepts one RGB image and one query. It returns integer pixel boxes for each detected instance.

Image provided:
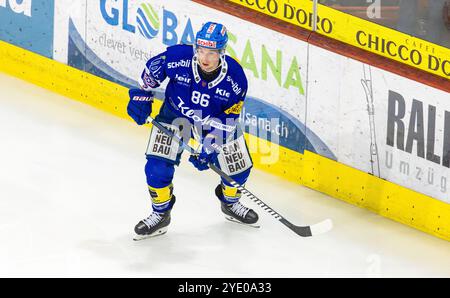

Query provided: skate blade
[225,216,260,228]
[133,227,168,241]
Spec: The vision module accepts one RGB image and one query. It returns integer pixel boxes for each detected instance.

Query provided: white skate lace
[143,212,163,228]
[230,202,250,218]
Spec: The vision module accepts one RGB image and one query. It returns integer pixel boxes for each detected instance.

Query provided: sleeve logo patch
[224,101,244,115]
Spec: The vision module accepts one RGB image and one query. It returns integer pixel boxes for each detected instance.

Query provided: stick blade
[309,218,333,236]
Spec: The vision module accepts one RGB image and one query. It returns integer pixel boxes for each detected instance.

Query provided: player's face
[196,47,220,72]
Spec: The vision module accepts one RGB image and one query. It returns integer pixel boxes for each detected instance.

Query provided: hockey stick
[146,116,333,237]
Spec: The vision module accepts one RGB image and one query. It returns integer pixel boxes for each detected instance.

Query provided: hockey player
[127,22,258,240]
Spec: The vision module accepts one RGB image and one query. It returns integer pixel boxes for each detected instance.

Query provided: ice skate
[133,195,175,241]
[215,185,260,228]
[133,210,172,241]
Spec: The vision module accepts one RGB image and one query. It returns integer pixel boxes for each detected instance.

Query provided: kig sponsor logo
[216,88,230,98]
[0,0,32,17]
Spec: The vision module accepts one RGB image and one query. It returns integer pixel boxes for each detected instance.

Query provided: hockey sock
[148,183,174,213]
[221,183,242,205]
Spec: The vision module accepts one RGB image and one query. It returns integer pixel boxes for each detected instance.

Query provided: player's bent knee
[222,167,251,187]
[145,157,175,188]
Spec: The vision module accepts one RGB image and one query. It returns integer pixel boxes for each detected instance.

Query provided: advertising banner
[308,45,450,203]
[0,0,54,58]
[227,0,450,80]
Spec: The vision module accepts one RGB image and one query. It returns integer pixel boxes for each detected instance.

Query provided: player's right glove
[188,135,221,171]
[127,89,154,125]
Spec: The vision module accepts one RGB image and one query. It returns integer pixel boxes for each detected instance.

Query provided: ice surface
[0,72,449,277]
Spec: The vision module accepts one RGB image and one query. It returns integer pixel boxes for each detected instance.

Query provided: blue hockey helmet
[195,22,228,51]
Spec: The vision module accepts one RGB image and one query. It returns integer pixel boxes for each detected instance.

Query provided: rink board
[1,40,449,242]
[1,0,449,241]
[308,45,450,204]
[0,0,54,58]
[226,0,450,80]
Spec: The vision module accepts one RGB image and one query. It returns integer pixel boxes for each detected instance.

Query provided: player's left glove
[127,89,154,125]
[189,137,221,171]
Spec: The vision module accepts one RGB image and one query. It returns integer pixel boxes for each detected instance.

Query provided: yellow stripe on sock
[148,184,173,204]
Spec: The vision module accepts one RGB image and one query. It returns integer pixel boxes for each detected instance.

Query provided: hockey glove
[127,89,154,125]
[189,137,221,171]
